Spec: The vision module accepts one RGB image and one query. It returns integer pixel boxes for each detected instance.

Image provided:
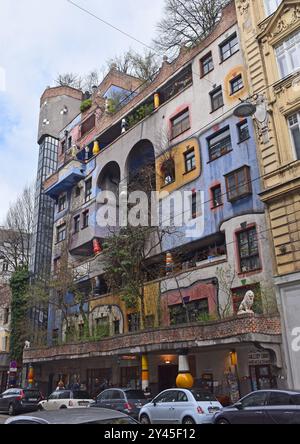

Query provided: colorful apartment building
[24,2,285,400]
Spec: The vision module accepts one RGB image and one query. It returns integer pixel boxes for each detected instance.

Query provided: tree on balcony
[154,0,231,58]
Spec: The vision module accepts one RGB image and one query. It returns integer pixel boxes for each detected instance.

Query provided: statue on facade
[24,340,31,349]
[237,290,255,316]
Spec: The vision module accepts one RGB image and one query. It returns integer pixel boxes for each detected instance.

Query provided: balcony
[23,314,281,363]
[45,160,86,199]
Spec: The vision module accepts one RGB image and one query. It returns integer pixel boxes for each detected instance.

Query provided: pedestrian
[56,380,65,391]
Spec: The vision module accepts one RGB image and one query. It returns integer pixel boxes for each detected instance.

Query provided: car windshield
[73,391,90,399]
[191,391,217,402]
[125,390,146,400]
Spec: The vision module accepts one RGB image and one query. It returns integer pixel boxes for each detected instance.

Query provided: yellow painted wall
[90,281,160,333]
[156,138,201,194]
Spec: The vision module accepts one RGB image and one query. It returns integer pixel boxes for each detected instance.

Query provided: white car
[139,388,223,424]
[38,389,94,411]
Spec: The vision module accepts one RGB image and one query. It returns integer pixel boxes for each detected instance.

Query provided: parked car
[0,388,43,416]
[213,390,300,424]
[94,388,148,419]
[38,389,94,411]
[5,407,139,424]
[139,388,223,424]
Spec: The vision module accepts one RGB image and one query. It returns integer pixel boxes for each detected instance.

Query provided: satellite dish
[233,102,257,118]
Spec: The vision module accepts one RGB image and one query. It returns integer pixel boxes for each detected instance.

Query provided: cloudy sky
[0,0,164,222]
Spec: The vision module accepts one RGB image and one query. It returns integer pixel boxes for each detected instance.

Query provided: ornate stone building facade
[235,0,300,389]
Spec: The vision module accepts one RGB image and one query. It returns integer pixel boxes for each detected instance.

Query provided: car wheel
[60,405,68,409]
[37,405,44,411]
[140,414,151,424]
[8,404,16,416]
[182,416,196,425]
[216,418,230,424]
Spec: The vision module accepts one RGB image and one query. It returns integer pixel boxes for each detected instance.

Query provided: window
[58,195,66,213]
[200,52,214,77]
[170,299,209,326]
[264,0,282,16]
[230,74,244,94]
[237,120,250,142]
[184,149,196,173]
[276,30,300,78]
[154,391,178,404]
[210,87,224,112]
[53,257,61,274]
[75,186,81,197]
[191,192,198,219]
[74,215,80,233]
[211,185,223,208]
[225,166,252,202]
[2,261,9,272]
[61,140,66,154]
[242,392,268,408]
[170,109,190,139]
[4,308,9,324]
[208,127,231,161]
[161,158,176,186]
[268,392,292,406]
[127,313,140,332]
[81,114,96,137]
[177,391,188,402]
[220,33,239,62]
[56,224,66,243]
[288,112,300,159]
[114,320,120,335]
[85,179,92,202]
[82,210,89,229]
[237,227,261,273]
[68,136,72,149]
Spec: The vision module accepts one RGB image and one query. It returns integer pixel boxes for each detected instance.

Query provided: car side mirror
[235,402,243,410]
[153,401,157,407]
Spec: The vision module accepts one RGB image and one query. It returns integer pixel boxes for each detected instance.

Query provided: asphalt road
[0,414,9,424]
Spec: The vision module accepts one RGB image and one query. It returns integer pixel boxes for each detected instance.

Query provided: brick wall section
[23,314,281,363]
[76,1,237,149]
[40,86,83,107]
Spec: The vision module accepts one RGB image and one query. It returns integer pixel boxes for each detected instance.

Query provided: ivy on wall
[9,267,30,364]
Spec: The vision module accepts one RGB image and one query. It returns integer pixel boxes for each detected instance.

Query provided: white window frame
[288,112,300,160]
[275,30,300,79]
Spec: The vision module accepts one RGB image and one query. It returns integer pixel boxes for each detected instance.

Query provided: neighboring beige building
[235,0,300,388]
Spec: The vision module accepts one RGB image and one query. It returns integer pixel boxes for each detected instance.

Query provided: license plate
[79,402,89,406]
[28,399,38,402]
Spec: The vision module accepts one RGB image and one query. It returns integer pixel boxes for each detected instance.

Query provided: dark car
[5,407,139,424]
[0,388,43,416]
[94,388,148,419]
[214,390,300,424]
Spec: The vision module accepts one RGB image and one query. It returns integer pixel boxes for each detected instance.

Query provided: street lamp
[233,101,257,118]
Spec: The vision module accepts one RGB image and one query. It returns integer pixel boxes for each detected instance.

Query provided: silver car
[139,389,223,424]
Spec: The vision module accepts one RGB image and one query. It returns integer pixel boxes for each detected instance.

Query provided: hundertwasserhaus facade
[24,2,288,400]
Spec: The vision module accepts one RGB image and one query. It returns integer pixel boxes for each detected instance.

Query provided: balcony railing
[45,160,86,199]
